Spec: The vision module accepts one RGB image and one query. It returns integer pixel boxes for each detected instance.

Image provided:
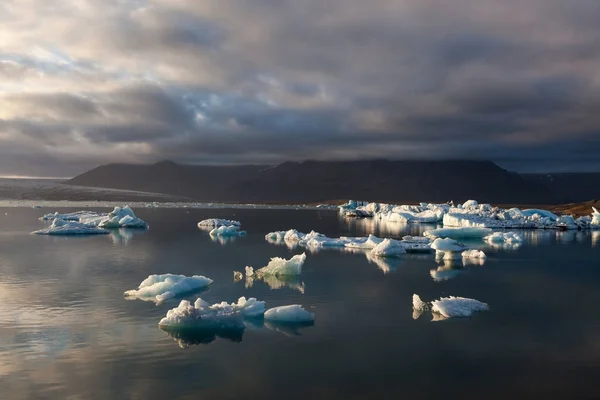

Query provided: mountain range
[66,160,600,205]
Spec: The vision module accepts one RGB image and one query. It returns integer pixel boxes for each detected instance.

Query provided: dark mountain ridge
[66,159,600,204]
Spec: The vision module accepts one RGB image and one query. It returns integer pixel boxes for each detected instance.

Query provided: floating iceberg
[124,274,213,303]
[233,271,243,281]
[158,296,265,328]
[344,234,384,249]
[461,249,487,259]
[424,227,492,239]
[32,219,109,235]
[412,294,488,320]
[370,238,407,258]
[198,218,241,228]
[484,232,524,244]
[209,225,246,237]
[40,206,147,229]
[98,206,148,229]
[255,253,306,277]
[431,238,468,260]
[431,296,489,318]
[264,305,314,323]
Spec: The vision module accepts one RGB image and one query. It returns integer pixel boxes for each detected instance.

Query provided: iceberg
[233,271,243,281]
[158,296,265,327]
[40,206,147,229]
[412,294,488,320]
[209,225,247,237]
[370,238,406,258]
[264,305,314,323]
[592,207,600,228]
[431,296,489,318]
[484,232,524,244]
[424,227,492,239]
[124,274,213,303]
[344,234,384,249]
[256,253,306,277]
[461,249,487,259]
[197,218,241,228]
[98,206,148,229]
[32,219,109,235]
[431,238,468,260]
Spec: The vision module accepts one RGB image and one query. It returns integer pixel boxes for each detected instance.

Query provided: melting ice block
[431,238,467,260]
[32,219,109,235]
[264,305,314,323]
[209,225,247,237]
[461,249,487,259]
[424,227,492,239]
[125,274,213,303]
[40,206,147,229]
[484,232,523,244]
[198,219,241,228]
[412,294,488,319]
[158,297,265,327]
[256,253,306,277]
[370,238,406,257]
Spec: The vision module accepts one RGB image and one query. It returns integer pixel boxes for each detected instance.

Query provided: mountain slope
[67,159,572,204]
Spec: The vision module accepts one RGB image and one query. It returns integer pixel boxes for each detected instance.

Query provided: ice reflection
[345,217,436,238]
[109,228,147,245]
[430,255,486,282]
[365,252,403,274]
[159,319,315,347]
[242,274,305,294]
[266,237,299,250]
[593,231,600,247]
[210,235,238,245]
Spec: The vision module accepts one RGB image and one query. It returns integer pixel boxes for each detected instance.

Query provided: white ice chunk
[424,227,492,239]
[412,294,428,312]
[461,249,487,259]
[198,218,241,228]
[344,234,383,249]
[256,253,306,277]
[431,296,489,318]
[245,266,255,277]
[430,238,467,251]
[32,218,109,235]
[98,206,148,229]
[264,305,314,323]
[484,232,524,244]
[209,225,247,237]
[370,238,407,257]
[158,296,264,327]
[462,200,479,209]
[233,271,243,281]
[125,274,213,303]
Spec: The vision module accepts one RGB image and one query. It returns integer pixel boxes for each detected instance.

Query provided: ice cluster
[412,294,488,320]
[339,199,600,230]
[32,218,110,235]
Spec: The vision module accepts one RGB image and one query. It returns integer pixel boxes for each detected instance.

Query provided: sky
[1,0,599,177]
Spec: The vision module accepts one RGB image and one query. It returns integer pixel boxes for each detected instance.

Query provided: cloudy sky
[1,0,599,177]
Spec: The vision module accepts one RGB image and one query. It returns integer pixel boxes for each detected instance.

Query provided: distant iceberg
[431,238,468,260]
[264,305,314,323]
[124,274,213,303]
[461,249,487,259]
[32,219,109,235]
[198,218,241,228]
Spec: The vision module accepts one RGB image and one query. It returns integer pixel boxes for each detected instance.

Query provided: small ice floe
[159,297,266,327]
[31,219,109,235]
[233,271,243,281]
[424,227,492,239]
[461,249,487,259]
[484,232,524,245]
[370,238,406,258]
[431,238,468,260]
[255,253,306,277]
[198,219,241,228]
[412,294,488,320]
[209,225,246,237]
[124,274,213,303]
[264,305,314,323]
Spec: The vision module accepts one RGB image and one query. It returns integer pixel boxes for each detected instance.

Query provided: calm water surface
[0,207,599,399]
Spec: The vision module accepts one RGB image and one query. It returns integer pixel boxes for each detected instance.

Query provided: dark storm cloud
[1,0,600,176]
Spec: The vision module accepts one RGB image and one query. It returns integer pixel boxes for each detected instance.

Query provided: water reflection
[109,228,147,245]
[159,326,244,348]
[159,319,315,347]
[210,235,238,245]
[345,217,436,238]
[365,252,403,274]
[430,264,464,282]
[266,237,299,250]
[593,231,600,247]
[239,274,305,294]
